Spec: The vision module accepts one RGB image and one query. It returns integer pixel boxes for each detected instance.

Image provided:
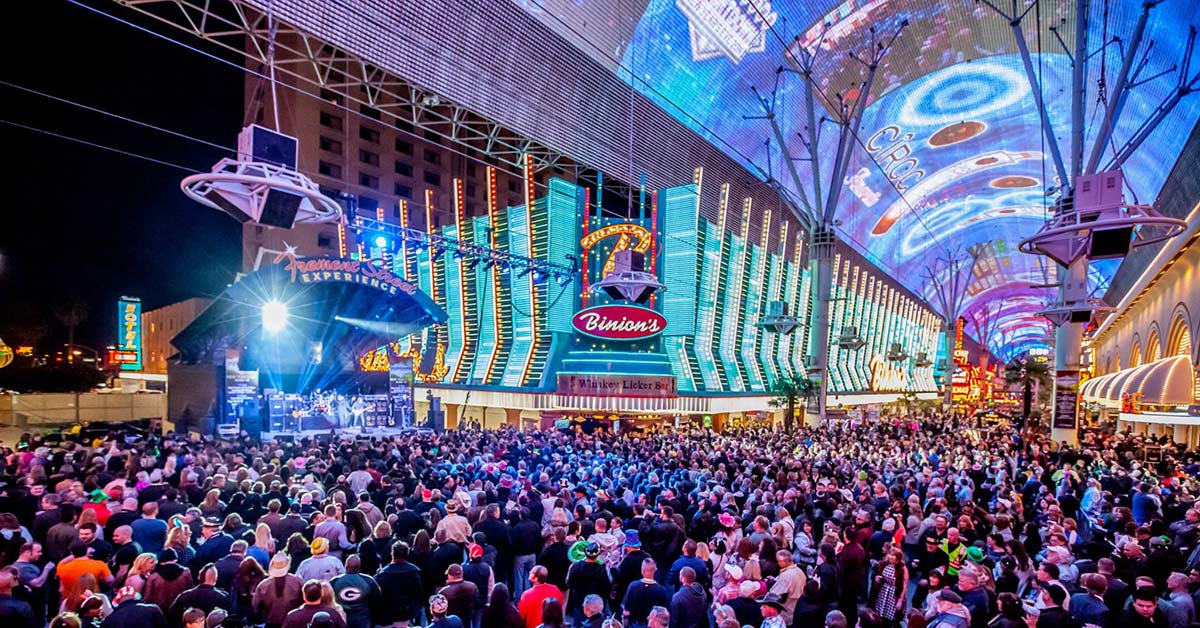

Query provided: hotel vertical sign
[117,297,142,371]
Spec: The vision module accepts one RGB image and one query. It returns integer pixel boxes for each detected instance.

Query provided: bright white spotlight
[374,235,387,248]
[262,300,289,333]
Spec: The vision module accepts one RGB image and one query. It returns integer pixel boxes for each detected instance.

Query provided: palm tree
[53,293,89,364]
[769,375,816,432]
[1004,357,1051,425]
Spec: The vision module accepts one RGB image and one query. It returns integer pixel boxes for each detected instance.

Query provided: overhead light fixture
[262,300,289,333]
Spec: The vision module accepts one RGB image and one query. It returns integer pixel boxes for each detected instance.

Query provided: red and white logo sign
[572,305,665,340]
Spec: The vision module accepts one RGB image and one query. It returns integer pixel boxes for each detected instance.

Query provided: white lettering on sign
[845,167,881,207]
[869,354,908,392]
[577,311,662,335]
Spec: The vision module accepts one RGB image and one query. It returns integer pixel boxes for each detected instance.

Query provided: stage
[257,425,425,441]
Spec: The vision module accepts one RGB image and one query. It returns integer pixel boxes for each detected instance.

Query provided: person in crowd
[253,553,303,628]
[143,548,194,616]
[330,555,379,628]
[518,566,563,628]
[131,503,168,556]
[623,559,670,628]
[481,583,524,628]
[57,542,113,601]
[668,567,706,628]
[427,594,463,628]
[168,564,231,627]
[100,586,166,628]
[0,566,36,628]
[296,538,345,583]
[440,563,479,628]
[281,581,347,628]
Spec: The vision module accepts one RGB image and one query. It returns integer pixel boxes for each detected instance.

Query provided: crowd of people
[0,416,1196,628]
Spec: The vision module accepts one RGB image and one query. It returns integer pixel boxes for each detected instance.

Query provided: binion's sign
[869,354,908,392]
[572,304,665,341]
[117,297,142,371]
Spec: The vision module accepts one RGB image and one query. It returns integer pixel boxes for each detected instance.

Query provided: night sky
[1,1,244,351]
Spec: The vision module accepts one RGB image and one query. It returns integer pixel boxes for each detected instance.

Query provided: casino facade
[346,165,948,430]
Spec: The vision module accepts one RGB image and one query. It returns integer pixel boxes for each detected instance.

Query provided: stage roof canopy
[172,255,447,379]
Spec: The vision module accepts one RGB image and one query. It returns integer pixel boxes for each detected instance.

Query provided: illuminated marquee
[580,223,653,278]
[117,297,142,371]
[952,317,970,367]
[359,341,449,382]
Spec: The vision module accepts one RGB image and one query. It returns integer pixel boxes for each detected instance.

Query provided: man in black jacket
[375,542,425,628]
[275,503,308,547]
[473,504,512,578]
[168,564,232,627]
[1034,584,1080,628]
[614,531,651,617]
[429,529,464,590]
[510,507,541,597]
[539,528,571,591]
[100,586,167,628]
[566,542,612,625]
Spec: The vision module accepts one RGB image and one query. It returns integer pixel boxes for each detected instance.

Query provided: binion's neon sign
[869,354,908,392]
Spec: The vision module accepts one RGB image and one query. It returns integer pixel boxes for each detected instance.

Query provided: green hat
[965,546,986,563]
[89,489,107,504]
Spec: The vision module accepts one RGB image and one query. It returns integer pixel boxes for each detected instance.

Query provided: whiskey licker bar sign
[572,304,665,340]
[558,374,678,397]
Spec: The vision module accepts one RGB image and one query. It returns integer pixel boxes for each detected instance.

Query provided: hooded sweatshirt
[143,562,193,614]
[668,582,708,628]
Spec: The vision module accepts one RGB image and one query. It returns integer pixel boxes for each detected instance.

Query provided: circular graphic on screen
[928,121,987,147]
[990,176,1039,188]
[898,62,1028,127]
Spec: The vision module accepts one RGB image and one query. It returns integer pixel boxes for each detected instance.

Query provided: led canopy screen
[517,0,1200,359]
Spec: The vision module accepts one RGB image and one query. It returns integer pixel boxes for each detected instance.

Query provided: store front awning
[1081,355,1195,406]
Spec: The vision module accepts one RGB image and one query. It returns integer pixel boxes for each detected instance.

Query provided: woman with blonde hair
[166,523,195,568]
[125,553,157,593]
[249,523,274,568]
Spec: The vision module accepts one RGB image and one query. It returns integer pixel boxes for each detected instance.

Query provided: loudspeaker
[202,188,252,223]
[1069,309,1092,324]
[260,188,304,228]
[1089,226,1133,258]
[238,124,298,168]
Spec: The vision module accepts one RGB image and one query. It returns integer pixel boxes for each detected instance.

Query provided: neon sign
[117,297,142,371]
[572,304,665,341]
[580,223,652,278]
[278,255,419,297]
[952,317,970,367]
[869,354,908,392]
[359,340,449,382]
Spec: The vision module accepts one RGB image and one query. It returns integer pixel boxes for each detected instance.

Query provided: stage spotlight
[498,260,511,272]
[262,300,289,333]
[431,246,444,261]
[556,273,572,286]
[373,235,387,248]
[452,249,466,261]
